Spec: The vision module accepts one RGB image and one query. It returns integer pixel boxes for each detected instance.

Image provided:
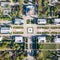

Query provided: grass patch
[39,44,56,49]
[56,44,60,49]
[57,27,60,29]
[13,27,23,29]
[0,17,11,21]
[37,27,42,29]
[51,27,57,29]
[37,32,42,34]
[57,32,60,34]
[42,27,49,29]
[13,32,23,34]
[51,32,57,34]
[42,32,49,34]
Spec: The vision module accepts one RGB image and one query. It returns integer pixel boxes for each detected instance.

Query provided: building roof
[0,27,10,34]
[15,36,23,43]
[37,19,46,24]
[0,0,6,1]
[53,0,58,2]
[1,2,9,7]
[55,35,60,43]
[26,5,34,9]
[2,8,11,15]
[29,0,32,2]
[14,18,23,25]
[55,0,58,2]
[38,36,46,43]
[54,19,60,24]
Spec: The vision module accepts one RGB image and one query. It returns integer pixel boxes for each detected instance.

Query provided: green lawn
[42,32,49,34]
[37,32,42,34]
[57,27,60,29]
[37,27,42,29]
[51,32,57,34]
[13,27,24,29]
[13,32,24,34]
[57,32,60,34]
[42,27,49,29]
[39,44,56,49]
[37,32,49,34]
[56,44,60,49]
[0,17,11,21]
[51,27,57,29]
[37,27,49,29]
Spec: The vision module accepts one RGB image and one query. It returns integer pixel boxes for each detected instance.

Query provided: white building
[55,0,58,2]
[15,36,23,43]
[54,19,60,24]
[26,5,35,15]
[26,5,34,9]
[1,2,9,7]
[54,0,59,2]
[29,0,32,2]
[50,0,58,3]
[14,18,23,25]
[55,35,60,43]
[37,19,47,24]
[0,27,10,34]
[0,0,7,1]
[38,36,46,43]
[2,8,11,15]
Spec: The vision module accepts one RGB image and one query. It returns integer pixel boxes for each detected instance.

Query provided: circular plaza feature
[27,27,34,34]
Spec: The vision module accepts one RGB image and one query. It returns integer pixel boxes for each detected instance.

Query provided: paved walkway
[24,55,36,60]
[23,15,36,60]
